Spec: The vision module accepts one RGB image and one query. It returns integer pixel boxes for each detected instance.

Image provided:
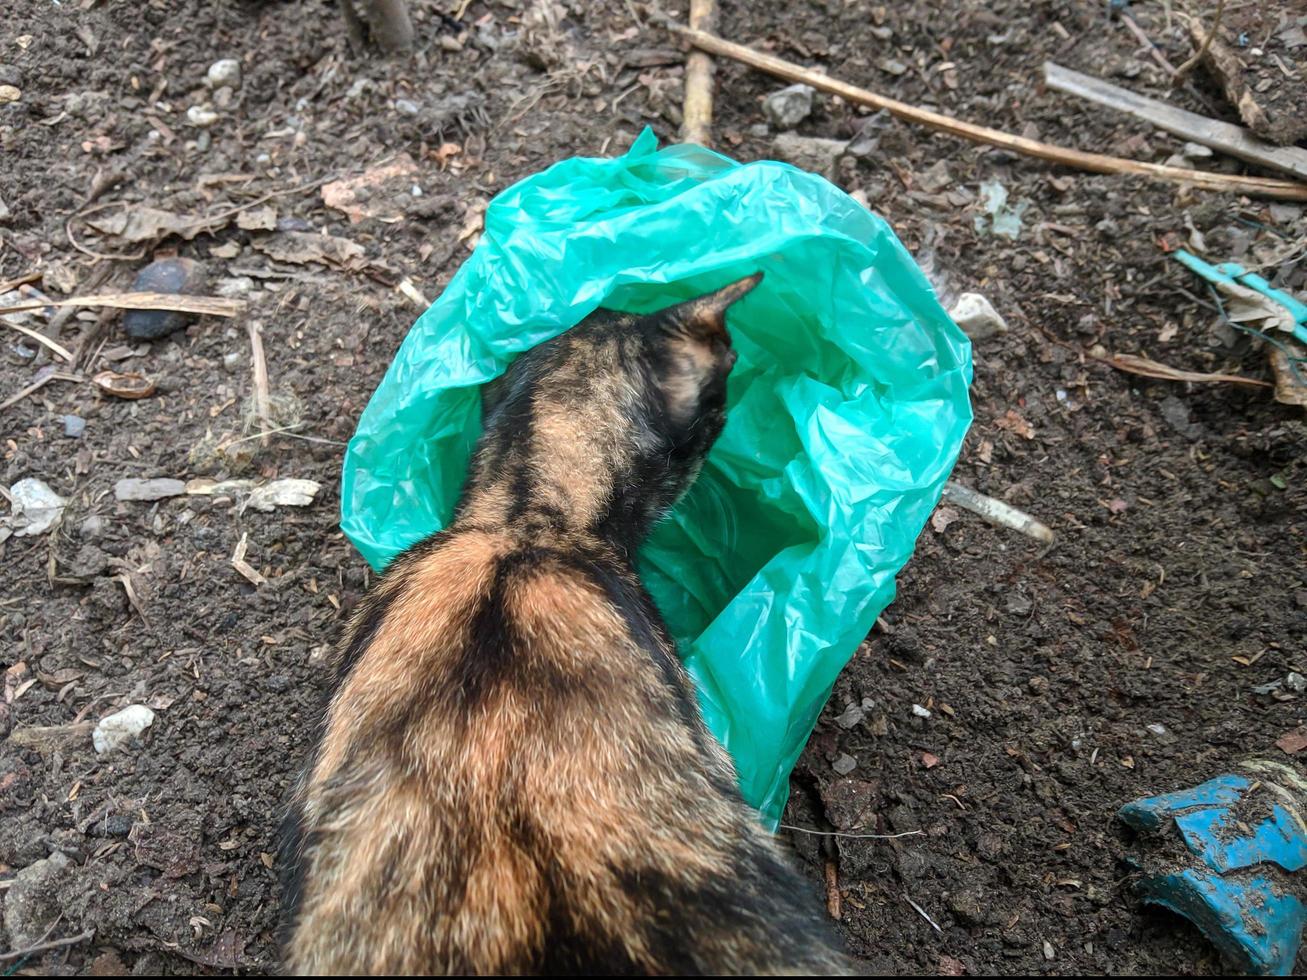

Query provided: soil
[2,0,1305,975]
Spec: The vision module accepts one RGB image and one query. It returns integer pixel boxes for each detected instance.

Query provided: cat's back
[284,528,736,974]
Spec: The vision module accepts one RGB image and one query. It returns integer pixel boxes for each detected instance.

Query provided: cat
[279,273,857,975]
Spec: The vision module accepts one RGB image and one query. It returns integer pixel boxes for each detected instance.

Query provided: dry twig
[662,20,1307,201]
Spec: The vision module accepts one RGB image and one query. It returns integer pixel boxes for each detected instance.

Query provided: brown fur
[280,275,857,975]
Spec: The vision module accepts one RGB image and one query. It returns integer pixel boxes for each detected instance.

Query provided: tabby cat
[279,273,857,975]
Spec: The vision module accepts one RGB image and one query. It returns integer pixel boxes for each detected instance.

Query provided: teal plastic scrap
[1173,249,1307,346]
[1138,870,1306,976]
[339,129,973,824]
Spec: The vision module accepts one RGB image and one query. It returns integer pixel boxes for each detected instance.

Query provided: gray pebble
[61,414,86,438]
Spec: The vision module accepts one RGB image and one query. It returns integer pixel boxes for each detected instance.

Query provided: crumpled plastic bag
[341,129,972,824]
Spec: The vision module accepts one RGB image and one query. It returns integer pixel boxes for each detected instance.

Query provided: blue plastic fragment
[1117,775,1251,830]
[1177,804,1307,875]
[1139,870,1306,976]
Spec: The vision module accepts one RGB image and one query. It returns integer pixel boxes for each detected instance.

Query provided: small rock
[832,753,858,775]
[917,159,952,194]
[772,132,848,180]
[186,104,219,128]
[394,98,420,116]
[1146,723,1169,737]
[1159,395,1201,441]
[2,478,67,538]
[215,275,255,298]
[1181,141,1214,159]
[213,85,234,110]
[747,122,769,138]
[1287,672,1307,693]
[206,58,242,88]
[949,292,1009,340]
[4,851,72,948]
[78,514,105,539]
[1005,592,1032,616]
[122,257,207,339]
[222,351,243,373]
[878,57,908,76]
[92,704,155,754]
[0,84,21,105]
[912,703,932,718]
[61,414,86,438]
[114,477,186,502]
[0,64,21,87]
[762,83,814,130]
[833,702,865,729]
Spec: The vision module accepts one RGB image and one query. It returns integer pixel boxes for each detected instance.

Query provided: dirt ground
[2,0,1306,974]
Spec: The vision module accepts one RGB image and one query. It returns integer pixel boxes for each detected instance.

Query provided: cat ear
[663,272,763,344]
[653,273,761,425]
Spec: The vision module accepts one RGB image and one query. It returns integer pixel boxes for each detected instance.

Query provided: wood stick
[0,928,95,962]
[681,0,717,147]
[0,291,245,318]
[663,21,1307,201]
[1045,62,1307,182]
[942,481,1055,544]
[248,319,272,446]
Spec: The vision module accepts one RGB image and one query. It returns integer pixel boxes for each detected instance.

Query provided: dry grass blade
[0,320,75,362]
[1103,352,1272,388]
[0,291,244,318]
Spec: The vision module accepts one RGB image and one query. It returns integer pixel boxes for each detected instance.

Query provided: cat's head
[469,273,762,546]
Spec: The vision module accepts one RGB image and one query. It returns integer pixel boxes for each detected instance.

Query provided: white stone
[186,105,219,128]
[949,292,1009,340]
[206,58,241,88]
[93,705,155,753]
[762,84,814,130]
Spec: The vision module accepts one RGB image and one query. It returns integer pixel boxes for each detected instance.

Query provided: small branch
[680,0,717,147]
[1174,0,1225,81]
[660,19,1307,201]
[0,928,95,963]
[942,481,1055,544]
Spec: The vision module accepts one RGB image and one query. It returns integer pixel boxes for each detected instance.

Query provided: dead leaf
[252,232,366,269]
[235,205,278,231]
[320,153,418,224]
[1269,342,1307,407]
[86,206,218,243]
[1276,728,1307,754]
[1158,322,1178,342]
[1102,352,1271,388]
[939,954,966,976]
[995,409,1034,439]
[930,506,959,534]
[458,199,488,249]
[38,668,84,691]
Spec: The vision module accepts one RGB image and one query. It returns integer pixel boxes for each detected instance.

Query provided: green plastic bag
[341,129,972,824]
